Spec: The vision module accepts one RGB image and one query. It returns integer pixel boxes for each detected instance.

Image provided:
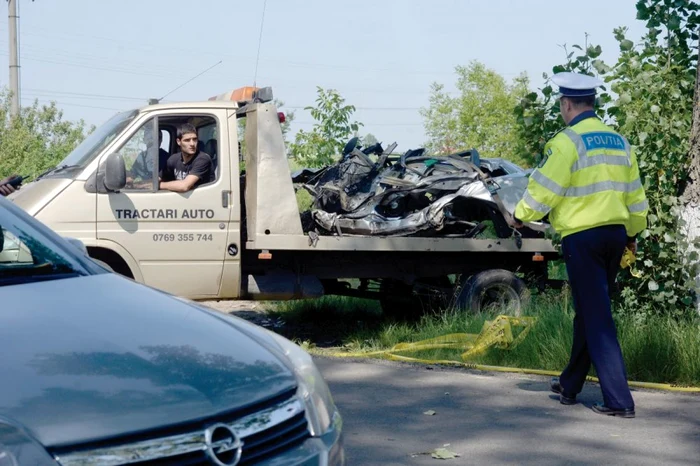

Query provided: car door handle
[222,190,231,208]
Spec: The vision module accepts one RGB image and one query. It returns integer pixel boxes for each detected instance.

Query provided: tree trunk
[681,35,700,204]
[680,32,700,313]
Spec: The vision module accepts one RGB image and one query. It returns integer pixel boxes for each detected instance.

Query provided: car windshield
[0,197,94,286]
[56,109,139,170]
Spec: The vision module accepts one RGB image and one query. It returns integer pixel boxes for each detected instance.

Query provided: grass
[265,289,700,386]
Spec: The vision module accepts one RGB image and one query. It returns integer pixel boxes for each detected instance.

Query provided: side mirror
[64,237,88,256]
[104,153,126,192]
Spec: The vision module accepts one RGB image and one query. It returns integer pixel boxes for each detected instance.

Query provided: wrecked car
[293,138,542,239]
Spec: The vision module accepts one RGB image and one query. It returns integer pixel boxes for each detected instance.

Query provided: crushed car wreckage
[292,137,547,240]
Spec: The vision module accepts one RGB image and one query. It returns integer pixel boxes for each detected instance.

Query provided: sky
[0,0,647,151]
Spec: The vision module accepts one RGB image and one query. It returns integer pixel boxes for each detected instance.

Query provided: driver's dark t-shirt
[161,151,215,188]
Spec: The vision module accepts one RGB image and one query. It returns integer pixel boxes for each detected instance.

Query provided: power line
[295,121,423,127]
[23,88,148,101]
[21,97,123,111]
[0,25,524,78]
[157,60,223,102]
[0,51,184,78]
[285,105,423,111]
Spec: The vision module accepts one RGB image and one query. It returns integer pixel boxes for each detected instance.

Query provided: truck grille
[52,389,311,466]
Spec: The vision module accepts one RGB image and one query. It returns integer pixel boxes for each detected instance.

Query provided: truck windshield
[56,109,138,170]
[0,198,93,286]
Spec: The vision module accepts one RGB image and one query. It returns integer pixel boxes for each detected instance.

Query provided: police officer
[512,72,648,418]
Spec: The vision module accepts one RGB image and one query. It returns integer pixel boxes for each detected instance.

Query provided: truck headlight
[267,332,338,437]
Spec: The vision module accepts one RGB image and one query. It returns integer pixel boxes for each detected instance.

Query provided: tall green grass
[267,290,700,386]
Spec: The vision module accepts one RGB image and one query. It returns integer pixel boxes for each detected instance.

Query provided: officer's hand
[506,212,524,229]
[626,238,637,255]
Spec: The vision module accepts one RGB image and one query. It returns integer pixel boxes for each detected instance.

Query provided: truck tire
[380,277,452,320]
[455,269,529,316]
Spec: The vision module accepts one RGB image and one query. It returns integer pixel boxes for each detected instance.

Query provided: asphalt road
[313,356,700,466]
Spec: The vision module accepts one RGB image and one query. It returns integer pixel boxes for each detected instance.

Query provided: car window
[58,110,138,169]
[0,229,33,264]
[0,223,83,286]
[119,119,161,192]
[156,114,220,186]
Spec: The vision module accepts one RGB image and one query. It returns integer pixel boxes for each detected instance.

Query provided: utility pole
[8,0,20,117]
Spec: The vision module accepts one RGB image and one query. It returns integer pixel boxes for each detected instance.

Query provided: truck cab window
[120,120,169,191]
[156,115,220,191]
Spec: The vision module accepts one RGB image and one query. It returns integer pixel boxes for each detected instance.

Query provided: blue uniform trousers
[559,224,634,410]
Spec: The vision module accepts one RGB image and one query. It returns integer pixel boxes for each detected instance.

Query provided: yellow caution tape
[310,314,700,393]
[320,315,535,361]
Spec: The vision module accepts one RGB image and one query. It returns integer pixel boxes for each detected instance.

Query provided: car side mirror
[104,153,126,192]
[64,237,88,256]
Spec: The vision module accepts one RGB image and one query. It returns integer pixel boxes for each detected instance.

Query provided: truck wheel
[455,269,529,316]
[380,277,452,320]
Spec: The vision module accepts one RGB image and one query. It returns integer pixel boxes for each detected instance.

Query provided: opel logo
[204,423,244,466]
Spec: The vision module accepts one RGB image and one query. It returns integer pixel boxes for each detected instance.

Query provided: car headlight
[267,331,337,437]
[0,422,56,466]
[182,304,340,437]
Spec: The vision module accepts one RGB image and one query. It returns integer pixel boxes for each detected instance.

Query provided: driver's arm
[159,175,200,193]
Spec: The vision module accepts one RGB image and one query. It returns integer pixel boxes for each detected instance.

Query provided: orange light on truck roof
[208,86,259,102]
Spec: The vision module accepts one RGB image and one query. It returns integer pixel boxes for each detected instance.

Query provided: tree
[514,38,611,164]
[0,88,93,178]
[288,87,362,167]
[515,1,700,317]
[361,133,378,147]
[419,61,532,167]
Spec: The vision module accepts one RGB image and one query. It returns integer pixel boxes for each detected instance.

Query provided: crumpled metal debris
[292,138,535,239]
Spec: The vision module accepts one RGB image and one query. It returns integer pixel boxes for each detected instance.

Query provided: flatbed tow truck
[8,87,560,316]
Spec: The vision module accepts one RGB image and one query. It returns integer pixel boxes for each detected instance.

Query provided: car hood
[0,274,297,448]
[6,178,73,216]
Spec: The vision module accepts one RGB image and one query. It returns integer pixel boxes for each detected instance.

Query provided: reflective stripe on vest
[628,199,649,213]
[530,170,567,196]
[523,190,552,214]
[563,128,631,173]
[567,178,643,197]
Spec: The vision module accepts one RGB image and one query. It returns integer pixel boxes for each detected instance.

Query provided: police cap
[551,72,603,97]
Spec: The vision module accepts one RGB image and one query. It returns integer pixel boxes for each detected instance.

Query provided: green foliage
[513,37,612,164]
[361,133,378,147]
[270,290,700,385]
[0,88,93,178]
[288,87,362,167]
[608,1,700,317]
[419,60,533,167]
[514,1,700,318]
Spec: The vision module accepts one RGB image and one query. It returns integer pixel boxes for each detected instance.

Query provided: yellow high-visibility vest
[515,115,648,239]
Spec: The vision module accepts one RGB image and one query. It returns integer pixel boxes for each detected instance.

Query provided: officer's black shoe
[591,403,635,418]
[550,378,577,405]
